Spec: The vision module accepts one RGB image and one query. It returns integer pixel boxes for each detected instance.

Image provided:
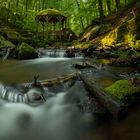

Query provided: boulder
[17,42,37,59]
[0,35,15,49]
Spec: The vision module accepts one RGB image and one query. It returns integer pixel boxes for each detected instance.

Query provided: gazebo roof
[36,9,67,23]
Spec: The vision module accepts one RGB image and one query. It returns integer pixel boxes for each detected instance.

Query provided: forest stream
[0,50,140,140]
[1,0,140,139]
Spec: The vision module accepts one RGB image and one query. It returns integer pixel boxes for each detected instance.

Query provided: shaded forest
[0,2,140,140]
[0,0,136,34]
[0,0,140,59]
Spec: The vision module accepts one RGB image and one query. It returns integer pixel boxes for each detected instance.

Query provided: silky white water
[0,81,91,140]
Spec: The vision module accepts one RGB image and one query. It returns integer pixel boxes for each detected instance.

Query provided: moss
[37,9,63,16]
[0,35,15,49]
[101,28,118,47]
[105,79,140,105]
[0,28,26,42]
[73,42,95,49]
[17,42,37,59]
[4,30,22,40]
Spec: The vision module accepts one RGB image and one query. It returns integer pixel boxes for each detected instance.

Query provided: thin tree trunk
[115,0,120,10]
[42,0,45,9]
[75,0,84,30]
[25,0,28,17]
[14,0,19,24]
[98,0,104,20]
[106,0,111,14]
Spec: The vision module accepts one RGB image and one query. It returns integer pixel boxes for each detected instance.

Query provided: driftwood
[80,75,127,119]
[2,48,11,60]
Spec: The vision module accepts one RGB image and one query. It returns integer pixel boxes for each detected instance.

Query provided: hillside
[80,1,140,49]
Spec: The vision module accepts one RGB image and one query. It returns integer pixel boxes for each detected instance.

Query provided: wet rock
[80,96,107,114]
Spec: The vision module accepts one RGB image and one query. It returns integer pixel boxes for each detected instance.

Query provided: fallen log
[23,72,78,87]
[80,75,127,119]
[41,73,78,86]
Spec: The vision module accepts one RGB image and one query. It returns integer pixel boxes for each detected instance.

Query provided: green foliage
[0,0,136,35]
[105,79,140,104]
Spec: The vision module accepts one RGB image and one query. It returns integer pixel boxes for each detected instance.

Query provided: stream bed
[0,55,140,140]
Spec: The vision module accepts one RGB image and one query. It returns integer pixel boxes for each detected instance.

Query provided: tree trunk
[14,0,19,24]
[75,0,84,30]
[42,0,45,9]
[106,0,111,14]
[115,0,120,10]
[98,0,104,20]
[25,0,28,17]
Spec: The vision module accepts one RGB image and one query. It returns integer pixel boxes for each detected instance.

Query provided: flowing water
[0,51,140,140]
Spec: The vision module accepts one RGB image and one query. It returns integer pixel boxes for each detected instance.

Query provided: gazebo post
[42,22,45,39]
[64,20,67,28]
[59,17,62,40]
[46,16,49,39]
[53,23,56,40]
[62,21,64,29]
[35,17,39,38]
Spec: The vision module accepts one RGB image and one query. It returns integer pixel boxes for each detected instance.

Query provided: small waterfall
[0,81,91,140]
[38,48,84,58]
[0,83,46,104]
[38,49,66,58]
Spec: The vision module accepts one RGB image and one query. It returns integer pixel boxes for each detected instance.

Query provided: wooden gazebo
[35,9,67,40]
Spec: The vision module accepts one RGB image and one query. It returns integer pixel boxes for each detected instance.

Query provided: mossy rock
[17,42,37,59]
[105,79,140,105]
[0,35,15,49]
[0,28,26,42]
